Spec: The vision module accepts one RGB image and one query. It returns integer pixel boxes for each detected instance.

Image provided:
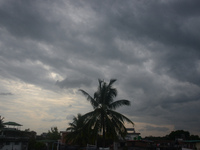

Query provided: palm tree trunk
[103,121,105,148]
[102,111,105,148]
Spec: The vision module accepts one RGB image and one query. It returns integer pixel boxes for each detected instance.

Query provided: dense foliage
[168,130,190,140]
[28,127,60,150]
[144,130,200,141]
[66,114,93,146]
[47,127,61,140]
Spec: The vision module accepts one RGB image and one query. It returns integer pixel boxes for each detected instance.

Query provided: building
[60,131,68,145]
[0,122,36,150]
[181,140,200,150]
[125,128,141,141]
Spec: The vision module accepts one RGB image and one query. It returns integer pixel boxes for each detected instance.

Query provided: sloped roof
[3,122,22,126]
[184,140,200,143]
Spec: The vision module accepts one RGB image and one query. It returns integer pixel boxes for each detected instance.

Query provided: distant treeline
[144,130,200,141]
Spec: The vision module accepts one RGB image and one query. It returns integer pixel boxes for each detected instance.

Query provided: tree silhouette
[47,127,60,140]
[79,79,134,147]
[66,114,93,146]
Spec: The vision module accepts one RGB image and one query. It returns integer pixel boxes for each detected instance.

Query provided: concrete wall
[1,141,28,150]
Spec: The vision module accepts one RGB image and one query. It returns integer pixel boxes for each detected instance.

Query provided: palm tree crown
[66,114,91,146]
[79,79,134,147]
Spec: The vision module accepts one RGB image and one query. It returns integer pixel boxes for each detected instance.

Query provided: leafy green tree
[79,79,134,147]
[190,134,200,140]
[45,127,61,150]
[168,130,190,140]
[66,113,92,146]
[34,141,47,150]
[28,137,36,150]
[47,127,61,140]
[144,130,200,141]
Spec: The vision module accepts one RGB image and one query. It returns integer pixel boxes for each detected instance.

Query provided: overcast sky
[0,0,200,137]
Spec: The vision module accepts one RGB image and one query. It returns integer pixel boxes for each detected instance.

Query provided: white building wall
[196,142,200,150]
[125,134,139,140]
[1,142,23,150]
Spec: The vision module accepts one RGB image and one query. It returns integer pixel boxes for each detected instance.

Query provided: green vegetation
[144,130,200,141]
[66,113,91,146]
[168,130,190,140]
[47,127,61,140]
[67,79,134,147]
[28,127,60,150]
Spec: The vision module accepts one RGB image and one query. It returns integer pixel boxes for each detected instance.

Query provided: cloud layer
[0,0,200,136]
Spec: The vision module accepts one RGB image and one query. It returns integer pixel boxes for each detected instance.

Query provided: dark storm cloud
[1,0,200,136]
[0,92,13,96]
[56,76,92,89]
[0,0,62,42]
[42,118,64,122]
[143,125,169,132]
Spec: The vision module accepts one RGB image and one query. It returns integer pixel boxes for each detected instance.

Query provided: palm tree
[79,79,134,147]
[66,114,93,146]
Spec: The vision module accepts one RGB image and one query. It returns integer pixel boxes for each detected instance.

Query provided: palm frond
[108,79,117,87]
[108,109,134,125]
[109,99,130,110]
[79,89,99,108]
[98,79,103,91]
[65,113,92,146]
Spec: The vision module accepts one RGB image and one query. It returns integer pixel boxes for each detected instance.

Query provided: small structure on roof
[3,121,22,126]
[3,121,22,130]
